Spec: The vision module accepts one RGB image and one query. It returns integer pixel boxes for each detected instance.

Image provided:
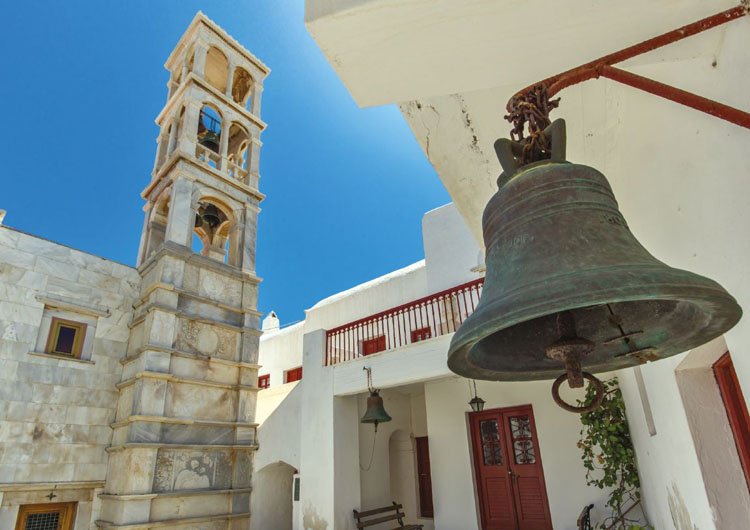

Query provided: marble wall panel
[170,519,228,530]
[233,450,253,489]
[183,263,200,293]
[198,269,241,307]
[164,382,236,422]
[153,449,232,492]
[105,448,157,494]
[116,385,134,422]
[158,255,185,288]
[133,378,167,417]
[79,268,122,293]
[95,311,133,343]
[173,318,238,361]
[241,283,257,311]
[236,390,257,424]
[178,296,242,328]
[140,266,159,297]
[35,257,80,283]
[150,490,231,521]
[127,322,145,355]
[149,310,177,349]
[170,355,238,385]
[231,492,250,514]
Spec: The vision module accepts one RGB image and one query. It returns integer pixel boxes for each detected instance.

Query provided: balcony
[325,277,484,366]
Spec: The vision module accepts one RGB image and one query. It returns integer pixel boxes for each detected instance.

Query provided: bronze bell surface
[198,129,220,152]
[199,204,222,229]
[448,119,742,384]
[360,390,392,430]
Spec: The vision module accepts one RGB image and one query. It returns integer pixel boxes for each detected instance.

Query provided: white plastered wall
[579,19,750,529]
[422,203,484,293]
[258,321,304,388]
[305,261,429,333]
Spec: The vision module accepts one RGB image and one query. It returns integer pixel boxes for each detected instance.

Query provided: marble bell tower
[99,12,268,529]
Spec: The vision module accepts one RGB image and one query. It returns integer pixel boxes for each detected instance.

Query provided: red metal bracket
[509,5,750,129]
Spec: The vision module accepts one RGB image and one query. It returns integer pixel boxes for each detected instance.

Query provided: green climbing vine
[577,377,651,530]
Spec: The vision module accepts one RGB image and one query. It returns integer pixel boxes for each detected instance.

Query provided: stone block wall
[0,226,139,529]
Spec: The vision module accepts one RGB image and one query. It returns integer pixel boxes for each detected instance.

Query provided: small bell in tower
[198,129,220,152]
[360,367,392,431]
[199,203,222,229]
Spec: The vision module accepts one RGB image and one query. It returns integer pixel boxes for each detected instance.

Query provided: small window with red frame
[258,374,270,389]
[411,327,432,343]
[285,366,303,383]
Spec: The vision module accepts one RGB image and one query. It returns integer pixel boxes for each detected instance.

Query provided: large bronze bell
[360,390,392,431]
[448,119,742,388]
[360,367,392,430]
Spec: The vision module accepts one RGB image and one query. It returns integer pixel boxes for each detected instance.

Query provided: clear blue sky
[0,2,450,324]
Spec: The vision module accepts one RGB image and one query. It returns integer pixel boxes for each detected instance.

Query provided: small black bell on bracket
[360,367,392,431]
[448,94,742,413]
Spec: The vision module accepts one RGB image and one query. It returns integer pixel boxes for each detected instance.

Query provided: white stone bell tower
[99,12,269,529]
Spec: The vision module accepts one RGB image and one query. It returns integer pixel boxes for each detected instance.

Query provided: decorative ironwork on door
[480,419,504,466]
[509,415,537,465]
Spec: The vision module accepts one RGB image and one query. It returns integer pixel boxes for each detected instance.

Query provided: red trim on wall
[258,374,270,389]
[713,352,750,492]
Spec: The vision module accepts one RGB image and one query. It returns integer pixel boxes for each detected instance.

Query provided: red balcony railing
[325,277,484,366]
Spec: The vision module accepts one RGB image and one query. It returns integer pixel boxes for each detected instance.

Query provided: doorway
[675,338,750,527]
[415,436,435,518]
[469,405,552,530]
[251,461,296,530]
[713,352,750,491]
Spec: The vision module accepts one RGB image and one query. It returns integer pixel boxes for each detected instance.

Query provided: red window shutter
[411,327,432,343]
[362,336,386,356]
[286,366,303,383]
[714,352,750,491]
[258,374,270,389]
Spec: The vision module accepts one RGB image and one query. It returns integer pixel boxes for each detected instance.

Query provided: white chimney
[262,310,280,332]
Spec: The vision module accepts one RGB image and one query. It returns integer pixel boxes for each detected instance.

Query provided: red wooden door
[470,411,518,529]
[714,352,750,491]
[416,436,434,518]
[470,406,552,530]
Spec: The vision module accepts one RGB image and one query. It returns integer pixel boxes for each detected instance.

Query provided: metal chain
[504,84,560,165]
[363,366,374,393]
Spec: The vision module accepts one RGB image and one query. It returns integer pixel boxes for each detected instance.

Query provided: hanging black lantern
[448,112,742,413]
[360,367,392,431]
[468,380,485,412]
